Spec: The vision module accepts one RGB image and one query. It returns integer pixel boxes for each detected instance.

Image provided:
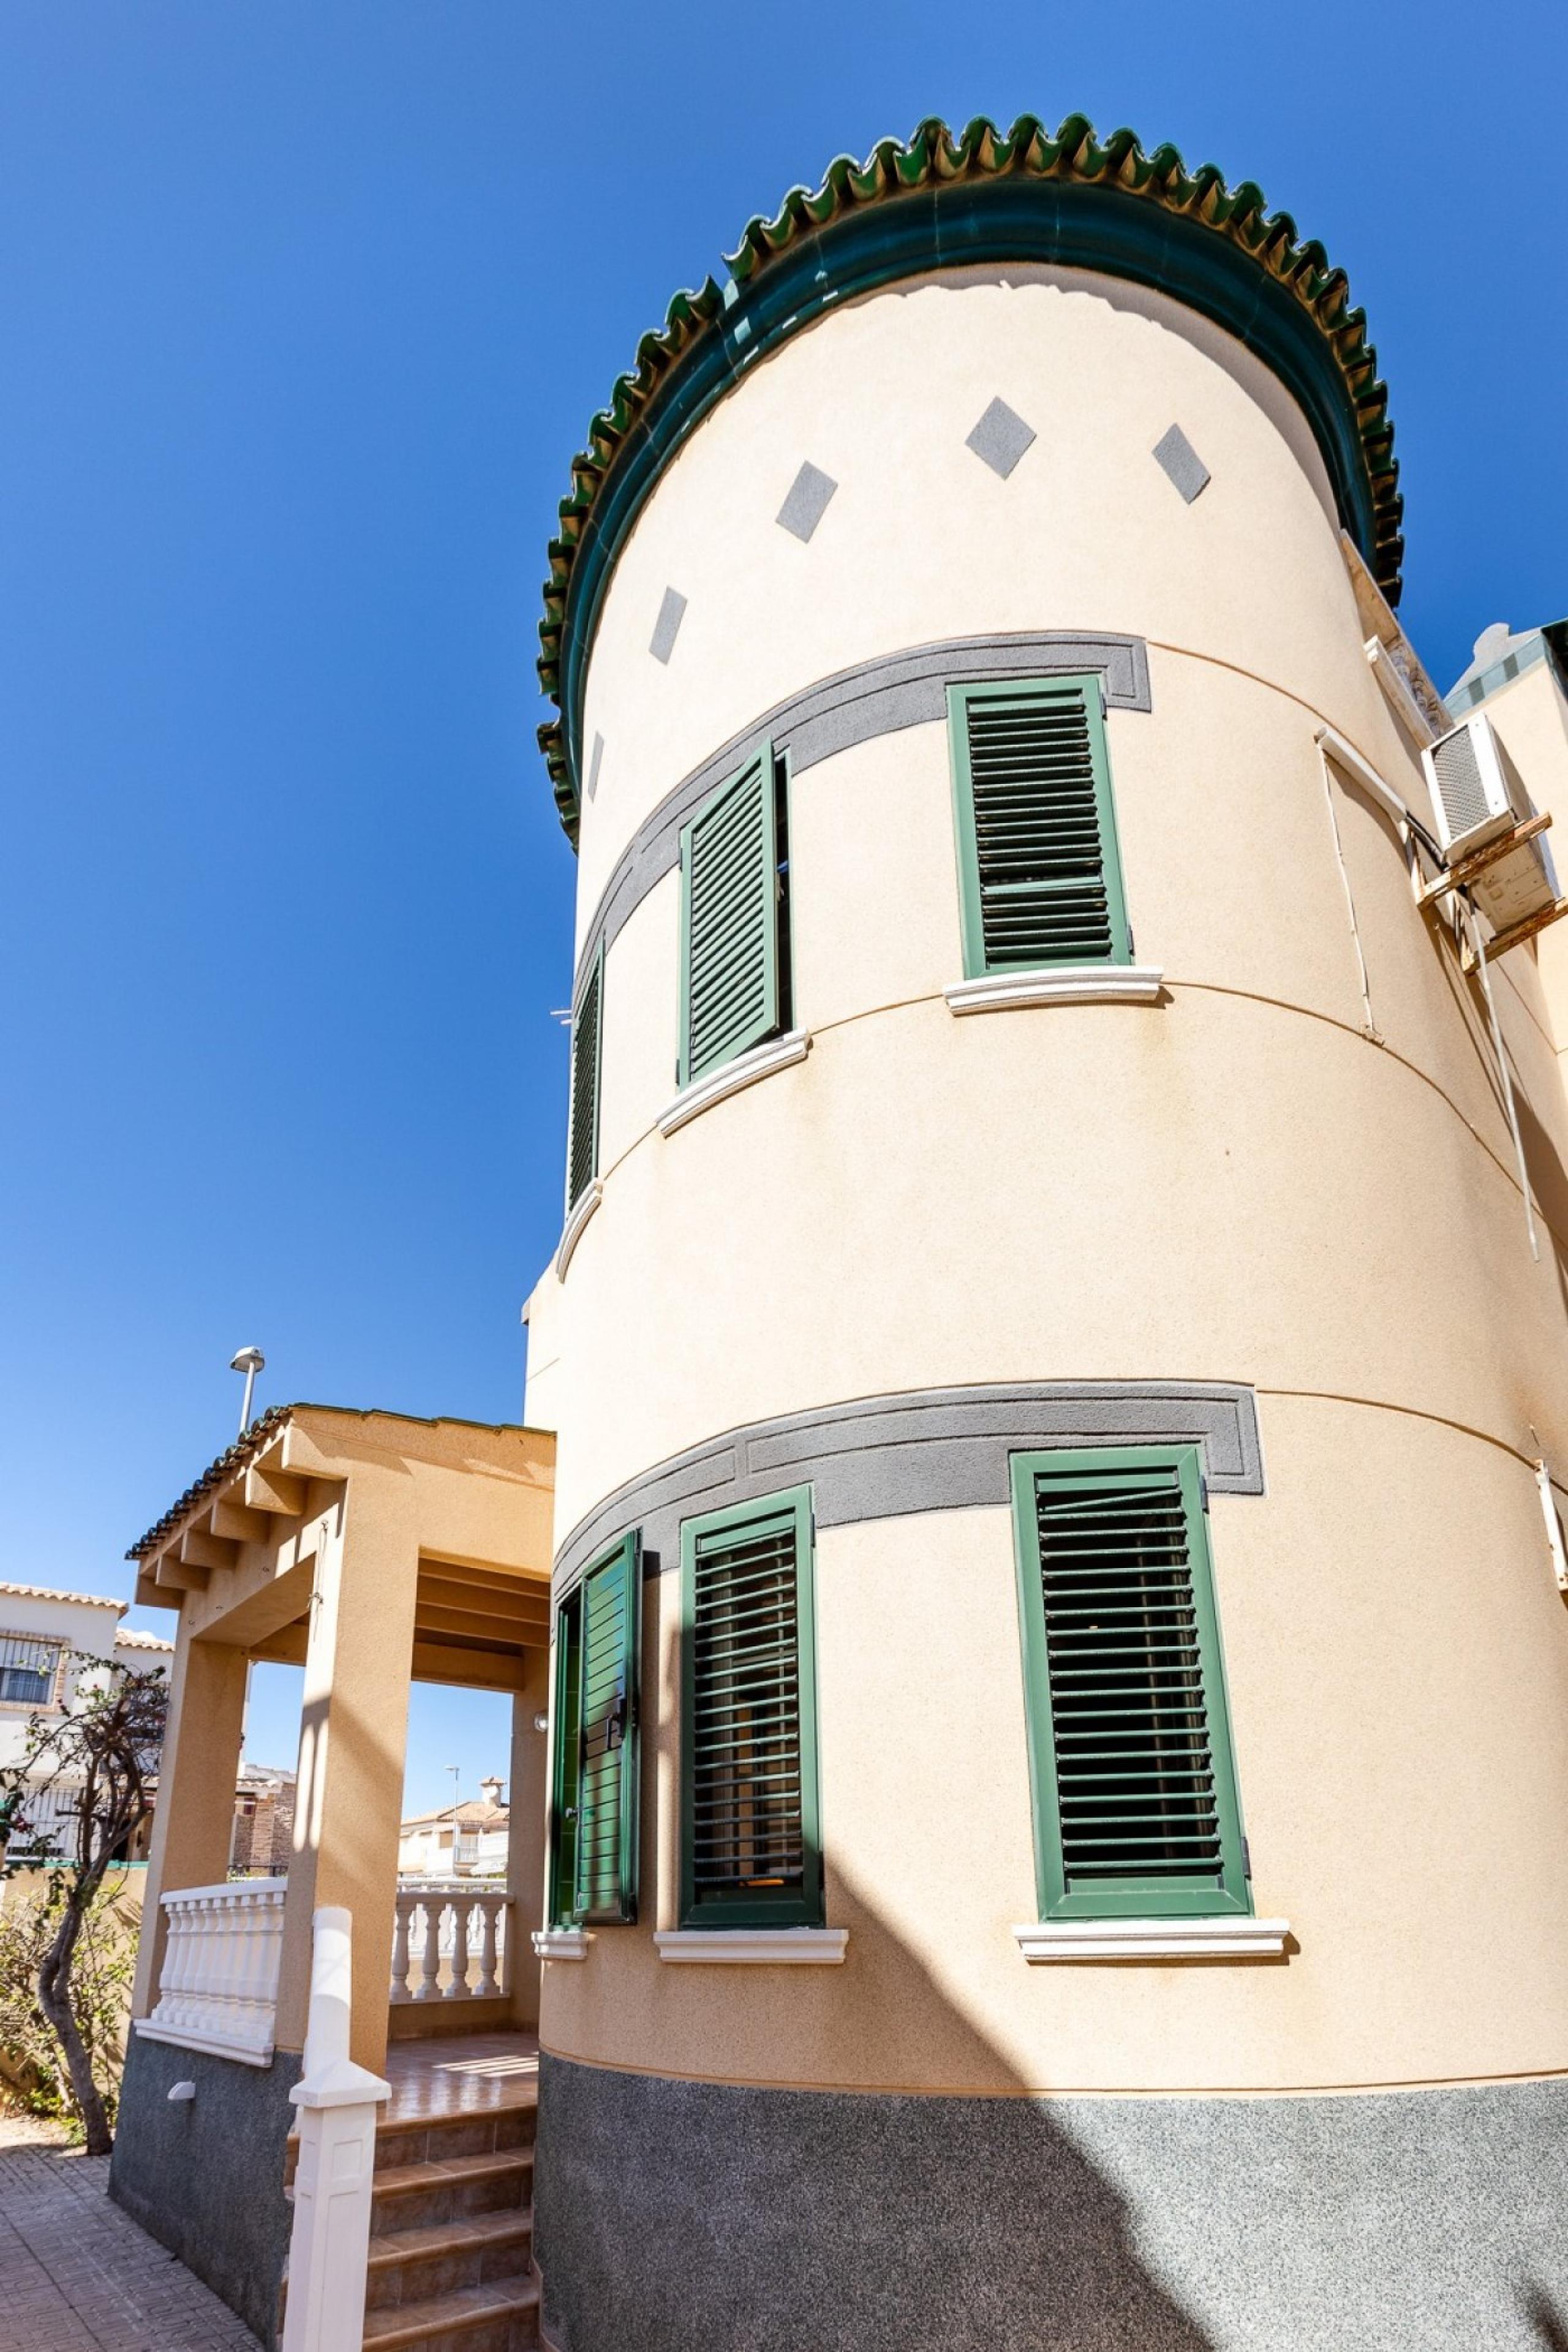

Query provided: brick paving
[0,2113,258,2351]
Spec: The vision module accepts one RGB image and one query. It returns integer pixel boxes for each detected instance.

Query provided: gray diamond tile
[965,397,1036,480]
[776,461,839,543]
[1153,423,1210,503]
[649,587,687,663]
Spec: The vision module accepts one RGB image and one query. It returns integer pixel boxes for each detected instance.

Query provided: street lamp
[230,1347,265,1435]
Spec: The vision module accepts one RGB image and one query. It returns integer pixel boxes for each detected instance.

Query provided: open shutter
[679,1487,821,1929]
[948,675,1131,977]
[1010,1446,1248,1921]
[678,744,781,1087]
[571,1532,641,1924]
[548,1592,584,1926]
[565,944,603,1213]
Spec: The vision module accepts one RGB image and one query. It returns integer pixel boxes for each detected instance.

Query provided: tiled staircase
[282,2035,541,2352]
[361,2097,538,2350]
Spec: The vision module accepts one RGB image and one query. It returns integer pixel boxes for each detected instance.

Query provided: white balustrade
[138,1878,287,2065]
[390,1880,510,2005]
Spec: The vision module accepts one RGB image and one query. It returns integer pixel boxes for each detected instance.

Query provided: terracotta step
[371,2147,533,2233]
[361,2275,539,2350]
[375,2107,534,2172]
[366,2206,533,2310]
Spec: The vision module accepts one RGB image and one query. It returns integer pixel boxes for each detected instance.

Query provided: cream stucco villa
[111,112,1568,2352]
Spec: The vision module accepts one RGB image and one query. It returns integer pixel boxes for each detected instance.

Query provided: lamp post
[230,1346,265,1434]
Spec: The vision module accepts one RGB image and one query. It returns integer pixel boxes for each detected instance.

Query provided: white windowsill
[658,1030,811,1136]
[1013,1917,1290,1961]
[944,964,1166,1011]
[531,1928,590,1962]
[946,965,1165,1014]
[134,2019,276,2067]
[654,1927,849,1966]
[554,1180,602,1280]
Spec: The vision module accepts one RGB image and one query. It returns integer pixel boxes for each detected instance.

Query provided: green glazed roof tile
[537,113,1404,842]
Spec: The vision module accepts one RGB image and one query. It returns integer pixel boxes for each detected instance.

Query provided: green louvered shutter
[677,744,782,1087]
[565,944,603,1214]
[1010,1446,1250,1921]
[548,1593,584,1926]
[679,1487,822,1929]
[571,1532,641,1923]
[949,675,1131,978]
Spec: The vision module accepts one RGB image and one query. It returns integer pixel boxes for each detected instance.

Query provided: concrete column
[274,1496,419,2073]
[130,1632,249,2020]
[506,1653,551,2030]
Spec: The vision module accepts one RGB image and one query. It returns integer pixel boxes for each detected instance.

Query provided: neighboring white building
[397,1777,508,1877]
[0,1580,173,1858]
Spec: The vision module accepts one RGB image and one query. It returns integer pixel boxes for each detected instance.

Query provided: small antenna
[230,1346,265,1434]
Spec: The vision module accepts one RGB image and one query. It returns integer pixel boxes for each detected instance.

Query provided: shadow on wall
[541,1830,1568,2352]
[1528,2290,1568,2350]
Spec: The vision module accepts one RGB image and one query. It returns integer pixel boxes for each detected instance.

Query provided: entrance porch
[108,1406,556,2349]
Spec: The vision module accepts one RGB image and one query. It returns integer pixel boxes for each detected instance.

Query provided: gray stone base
[109,2030,301,2348]
[535,2052,1568,2351]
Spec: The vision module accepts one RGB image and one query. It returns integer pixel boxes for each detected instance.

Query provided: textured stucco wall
[535,2051,1568,2352]
[110,2031,300,2346]
[528,260,1568,2109]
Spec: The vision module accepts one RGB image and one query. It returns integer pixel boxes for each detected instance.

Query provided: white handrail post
[281,1906,390,2352]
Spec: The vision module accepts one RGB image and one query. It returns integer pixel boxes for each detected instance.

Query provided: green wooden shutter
[679,1487,821,1929]
[548,1590,584,1926]
[571,1532,641,1924]
[677,744,782,1088]
[948,675,1131,978]
[1009,1446,1250,1921]
[565,944,603,1214]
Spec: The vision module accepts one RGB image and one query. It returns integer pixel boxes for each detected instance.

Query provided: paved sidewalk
[0,2114,257,2351]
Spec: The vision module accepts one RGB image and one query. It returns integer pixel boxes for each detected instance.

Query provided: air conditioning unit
[1422,714,1525,861]
[1422,712,1559,934]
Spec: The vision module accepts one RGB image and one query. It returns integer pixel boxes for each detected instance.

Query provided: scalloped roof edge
[535,112,1404,844]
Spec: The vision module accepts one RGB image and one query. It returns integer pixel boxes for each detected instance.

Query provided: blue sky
[2,2,1564,1809]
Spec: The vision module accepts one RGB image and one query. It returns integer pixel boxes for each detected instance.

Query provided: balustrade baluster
[473,1898,500,1997]
[390,1894,412,2001]
[414,1898,442,2000]
[445,1898,473,1999]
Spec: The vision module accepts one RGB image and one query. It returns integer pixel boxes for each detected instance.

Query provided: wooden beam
[1462,894,1568,970]
[154,1552,208,1593]
[179,1526,239,1574]
[209,1497,270,1544]
[414,1602,548,1646]
[415,1575,552,1626]
[418,1555,551,1600]
[250,1620,309,1666]
[1419,812,1554,908]
[244,1461,307,1517]
[410,1640,531,1694]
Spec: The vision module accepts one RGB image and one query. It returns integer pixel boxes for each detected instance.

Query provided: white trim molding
[134,2018,276,2067]
[945,965,1165,1014]
[658,1030,810,1136]
[554,1180,602,1280]
[1013,1916,1291,1961]
[654,1926,849,1965]
[531,1927,591,1961]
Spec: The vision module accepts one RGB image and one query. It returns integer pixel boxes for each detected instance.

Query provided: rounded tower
[524,116,1568,2349]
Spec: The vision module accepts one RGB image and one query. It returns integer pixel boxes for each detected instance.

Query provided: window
[1010,1446,1250,1920]
[0,1635,58,1708]
[679,1486,821,1929]
[677,741,791,1088]
[565,943,603,1214]
[948,675,1131,978]
[548,1532,641,1926]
